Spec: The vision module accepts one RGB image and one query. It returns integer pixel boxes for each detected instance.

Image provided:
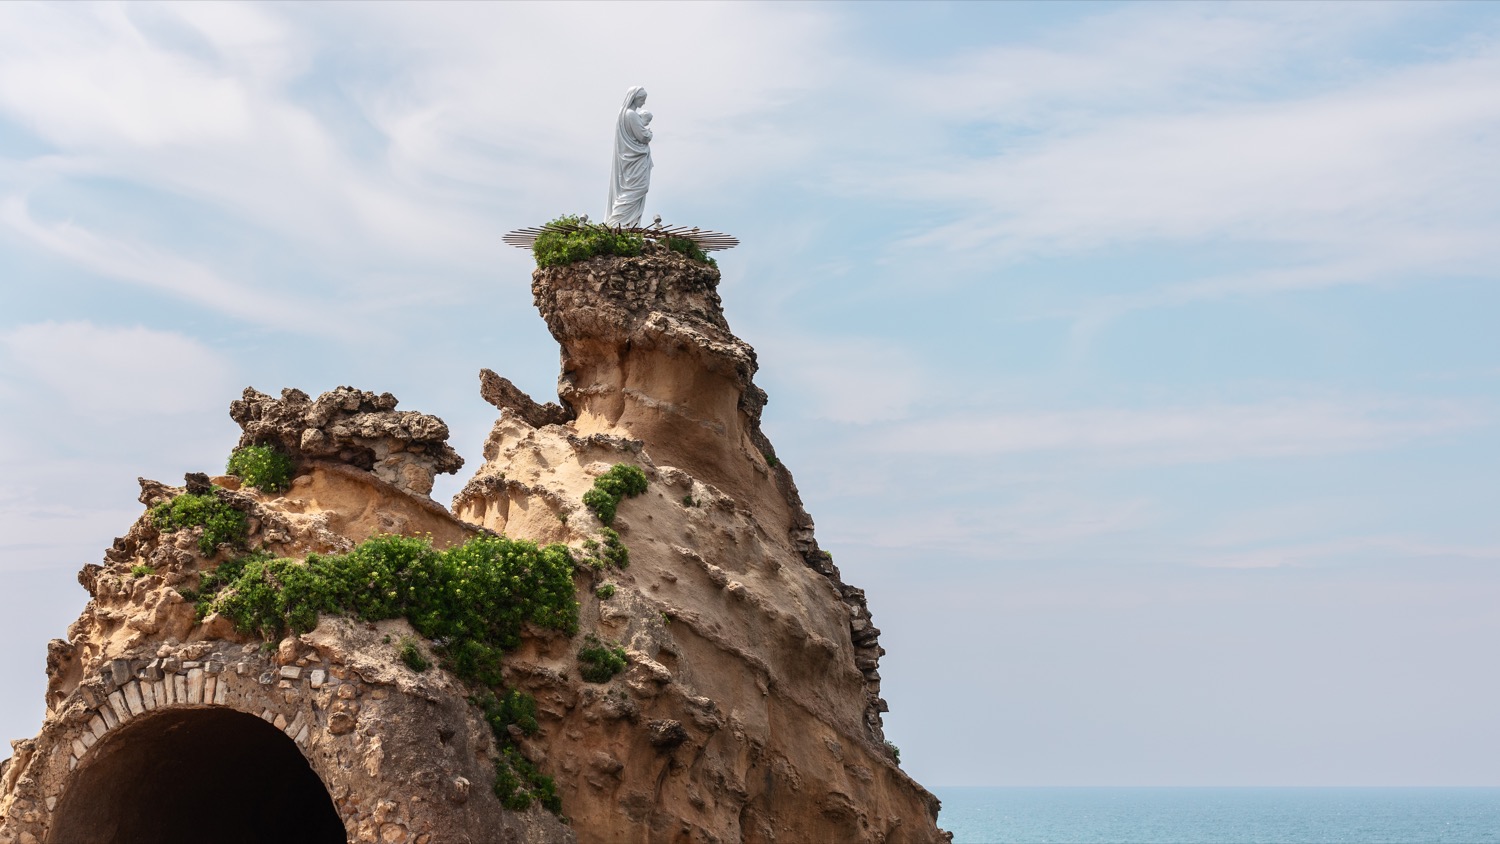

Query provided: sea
[932,787,1500,844]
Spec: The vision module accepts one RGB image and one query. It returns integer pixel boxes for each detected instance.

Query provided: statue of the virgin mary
[605,86,652,227]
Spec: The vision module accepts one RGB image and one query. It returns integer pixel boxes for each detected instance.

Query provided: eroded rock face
[230,386,464,497]
[450,248,942,842]
[0,246,945,844]
[1,464,569,844]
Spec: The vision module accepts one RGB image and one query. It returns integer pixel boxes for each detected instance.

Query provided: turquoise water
[933,787,1500,844]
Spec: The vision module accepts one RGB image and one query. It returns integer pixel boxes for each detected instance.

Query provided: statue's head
[624,86,648,109]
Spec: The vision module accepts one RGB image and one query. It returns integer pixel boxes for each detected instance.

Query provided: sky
[1,1,1497,790]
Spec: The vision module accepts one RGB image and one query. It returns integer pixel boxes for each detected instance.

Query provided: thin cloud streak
[893,51,1500,258]
[0,320,236,415]
[0,197,340,335]
[1195,535,1500,570]
[868,398,1487,464]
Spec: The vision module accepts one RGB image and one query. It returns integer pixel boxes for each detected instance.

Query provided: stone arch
[20,653,353,843]
[5,633,559,843]
[47,706,343,843]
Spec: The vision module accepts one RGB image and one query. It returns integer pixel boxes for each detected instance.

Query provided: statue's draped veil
[606,86,652,226]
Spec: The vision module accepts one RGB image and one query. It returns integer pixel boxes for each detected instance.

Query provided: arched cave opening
[47,707,344,844]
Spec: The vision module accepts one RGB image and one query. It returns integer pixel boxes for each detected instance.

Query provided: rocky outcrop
[2,465,560,844]
[230,386,464,497]
[0,243,945,844]
[528,243,895,747]
[480,369,573,429]
[449,245,938,842]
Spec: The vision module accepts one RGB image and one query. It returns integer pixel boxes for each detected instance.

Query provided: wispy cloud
[1195,535,1500,570]
[0,197,338,334]
[895,50,1500,258]
[869,397,1486,465]
[758,333,926,424]
[826,490,1163,559]
[0,320,236,415]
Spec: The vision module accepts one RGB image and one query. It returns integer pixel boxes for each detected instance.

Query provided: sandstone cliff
[0,242,947,844]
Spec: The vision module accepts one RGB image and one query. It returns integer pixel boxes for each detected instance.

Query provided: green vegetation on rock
[582,463,648,526]
[580,527,630,570]
[192,533,579,815]
[533,215,644,268]
[397,636,430,672]
[472,689,558,812]
[150,493,248,555]
[226,444,297,493]
[529,215,719,269]
[195,533,578,687]
[664,235,717,268]
[885,740,901,763]
[577,634,628,683]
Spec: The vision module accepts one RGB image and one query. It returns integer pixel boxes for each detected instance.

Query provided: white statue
[605,86,653,227]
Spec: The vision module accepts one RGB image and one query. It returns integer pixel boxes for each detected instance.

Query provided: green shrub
[533,215,644,269]
[682,494,697,507]
[196,533,578,685]
[885,740,901,763]
[579,527,630,570]
[195,535,578,816]
[472,690,557,812]
[226,444,297,493]
[398,636,430,672]
[577,634,627,683]
[599,528,629,568]
[582,463,648,526]
[151,493,248,555]
[474,688,540,737]
[493,745,561,813]
[664,235,717,268]
[595,583,616,600]
[130,564,154,578]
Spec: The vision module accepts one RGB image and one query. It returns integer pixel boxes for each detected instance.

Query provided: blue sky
[1,1,1497,788]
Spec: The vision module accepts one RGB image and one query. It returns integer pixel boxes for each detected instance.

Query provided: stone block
[106,690,131,723]
[161,675,176,706]
[309,669,327,688]
[295,723,310,745]
[173,673,188,704]
[186,668,205,704]
[122,682,144,716]
[143,659,163,681]
[70,738,87,758]
[107,659,131,689]
[285,712,306,739]
[88,715,106,740]
[139,679,156,710]
[99,703,119,730]
[203,674,218,707]
[80,730,96,748]
[79,685,102,709]
[279,665,302,681]
[213,676,229,705]
[273,713,288,731]
[261,709,275,722]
